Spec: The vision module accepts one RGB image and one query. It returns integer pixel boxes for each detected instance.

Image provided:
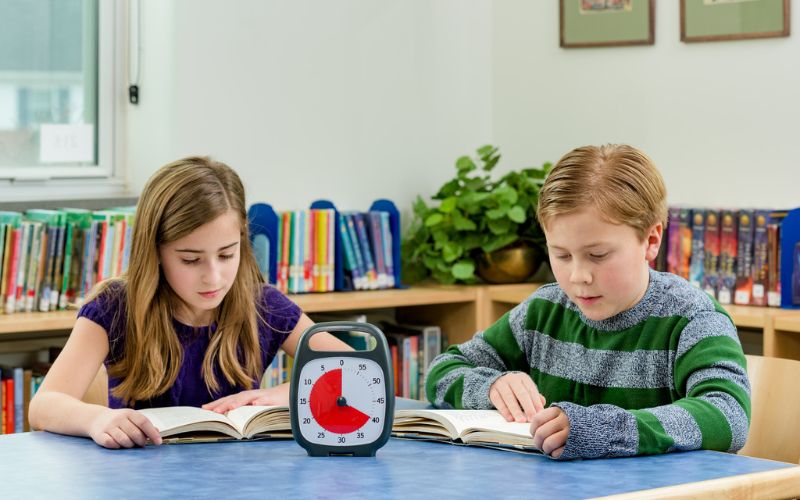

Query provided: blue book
[344,214,367,290]
[353,213,378,289]
[13,367,23,433]
[338,215,363,290]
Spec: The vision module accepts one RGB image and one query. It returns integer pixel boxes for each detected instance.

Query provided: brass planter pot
[477,244,541,284]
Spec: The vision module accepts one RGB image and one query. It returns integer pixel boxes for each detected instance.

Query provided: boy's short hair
[537,144,667,240]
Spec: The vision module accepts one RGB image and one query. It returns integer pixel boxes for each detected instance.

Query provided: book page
[224,405,289,437]
[139,406,235,435]
[395,409,531,439]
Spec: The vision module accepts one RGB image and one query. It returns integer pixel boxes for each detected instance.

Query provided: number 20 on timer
[290,322,395,457]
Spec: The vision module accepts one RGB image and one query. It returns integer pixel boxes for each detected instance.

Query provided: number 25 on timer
[290,322,395,457]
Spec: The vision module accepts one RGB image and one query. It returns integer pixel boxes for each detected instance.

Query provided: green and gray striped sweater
[425,269,750,460]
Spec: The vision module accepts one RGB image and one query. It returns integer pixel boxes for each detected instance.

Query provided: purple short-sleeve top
[77,282,302,409]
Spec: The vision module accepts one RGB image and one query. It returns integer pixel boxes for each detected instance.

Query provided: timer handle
[297,321,389,353]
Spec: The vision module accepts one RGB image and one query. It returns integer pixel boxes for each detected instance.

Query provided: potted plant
[402,145,551,284]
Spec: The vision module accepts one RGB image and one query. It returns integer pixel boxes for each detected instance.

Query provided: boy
[425,144,750,460]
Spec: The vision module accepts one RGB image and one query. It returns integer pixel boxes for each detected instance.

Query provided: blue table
[2,432,799,499]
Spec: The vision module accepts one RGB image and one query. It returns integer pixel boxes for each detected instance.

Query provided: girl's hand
[88,408,162,449]
[530,406,570,458]
[202,383,291,413]
[489,372,546,422]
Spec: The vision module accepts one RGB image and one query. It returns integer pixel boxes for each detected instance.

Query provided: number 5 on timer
[290,322,395,457]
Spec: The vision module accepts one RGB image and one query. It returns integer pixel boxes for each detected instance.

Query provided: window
[0,0,124,200]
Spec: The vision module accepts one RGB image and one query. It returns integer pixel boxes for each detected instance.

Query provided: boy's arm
[425,303,532,409]
[552,310,750,460]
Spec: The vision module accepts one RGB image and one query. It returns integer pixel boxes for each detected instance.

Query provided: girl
[28,156,351,449]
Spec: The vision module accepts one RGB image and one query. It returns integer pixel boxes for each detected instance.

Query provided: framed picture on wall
[681,0,790,43]
[560,0,655,48]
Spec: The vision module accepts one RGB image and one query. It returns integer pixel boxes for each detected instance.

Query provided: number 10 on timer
[290,322,395,457]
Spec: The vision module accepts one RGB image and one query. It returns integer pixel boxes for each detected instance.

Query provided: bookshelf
[0,284,799,358]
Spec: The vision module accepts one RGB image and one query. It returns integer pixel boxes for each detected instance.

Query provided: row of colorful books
[652,207,786,306]
[270,209,396,294]
[0,208,134,314]
[248,199,402,293]
[0,364,48,434]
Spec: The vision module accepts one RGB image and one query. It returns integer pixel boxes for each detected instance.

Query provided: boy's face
[158,210,241,326]
[544,208,662,321]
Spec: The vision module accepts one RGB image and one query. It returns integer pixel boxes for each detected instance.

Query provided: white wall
[492,1,798,209]
[126,0,493,214]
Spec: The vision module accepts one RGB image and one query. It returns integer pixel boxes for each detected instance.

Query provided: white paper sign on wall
[39,123,95,163]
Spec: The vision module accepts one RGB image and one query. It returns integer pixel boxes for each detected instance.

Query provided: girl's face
[544,208,661,321]
[158,210,241,326]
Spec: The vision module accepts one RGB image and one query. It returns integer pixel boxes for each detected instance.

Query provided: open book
[392,409,540,453]
[139,405,291,444]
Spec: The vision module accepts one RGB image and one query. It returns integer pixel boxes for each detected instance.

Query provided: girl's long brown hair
[95,157,264,405]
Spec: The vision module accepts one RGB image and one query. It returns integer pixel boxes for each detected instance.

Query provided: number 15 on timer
[290,322,395,457]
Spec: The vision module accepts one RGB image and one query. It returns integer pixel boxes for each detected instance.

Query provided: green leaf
[442,242,462,263]
[481,233,519,253]
[439,197,457,213]
[486,207,506,220]
[434,179,461,199]
[454,217,477,231]
[508,205,526,223]
[488,217,511,235]
[451,260,476,280]
[456,156,476,174]
[495,185,518,204]
[425,213,444,227]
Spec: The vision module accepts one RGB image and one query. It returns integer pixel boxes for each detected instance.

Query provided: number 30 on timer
[290,322,395,457]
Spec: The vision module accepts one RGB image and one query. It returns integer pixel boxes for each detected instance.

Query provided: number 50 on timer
[290,322,395,457]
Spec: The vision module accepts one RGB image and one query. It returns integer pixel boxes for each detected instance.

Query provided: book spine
[688,209,705,289]
[13,367,22,433]
[314,210,323,292]
[24,224,42,312]
[751,210,770,306]
[345,214,367,290]
[368,212,387,288]
[766,221,781,307]
[309,210,318,292]
[702,210,721,298]
[666,207,681,276]
[678,207,692,280]
[327,209,335,291]
[5,227,21,314]
[734,210,755,305]
[717,209,738,305]
[337,214,360,290]
[59,222,75,310]
[14,222,31,312]
[380,211,395,288]
[354,213,378,289]
[50,219,66,310]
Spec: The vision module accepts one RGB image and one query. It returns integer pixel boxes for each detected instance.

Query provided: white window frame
[0,0,129,202]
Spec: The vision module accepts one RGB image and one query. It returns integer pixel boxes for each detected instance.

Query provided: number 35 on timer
[290,322,395,457]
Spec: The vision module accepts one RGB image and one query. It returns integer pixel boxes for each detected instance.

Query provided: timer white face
[294,356,388,447]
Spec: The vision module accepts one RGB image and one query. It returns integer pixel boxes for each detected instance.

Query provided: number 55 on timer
[290,322,395,457]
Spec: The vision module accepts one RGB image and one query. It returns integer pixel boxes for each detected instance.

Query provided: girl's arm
[28,317,162,448]
[203,313,353,412]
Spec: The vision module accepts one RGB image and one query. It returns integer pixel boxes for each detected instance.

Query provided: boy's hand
[202,383,290,413]
[530,406,570,458]
[489,372,546,422]
[88,408,163,449]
